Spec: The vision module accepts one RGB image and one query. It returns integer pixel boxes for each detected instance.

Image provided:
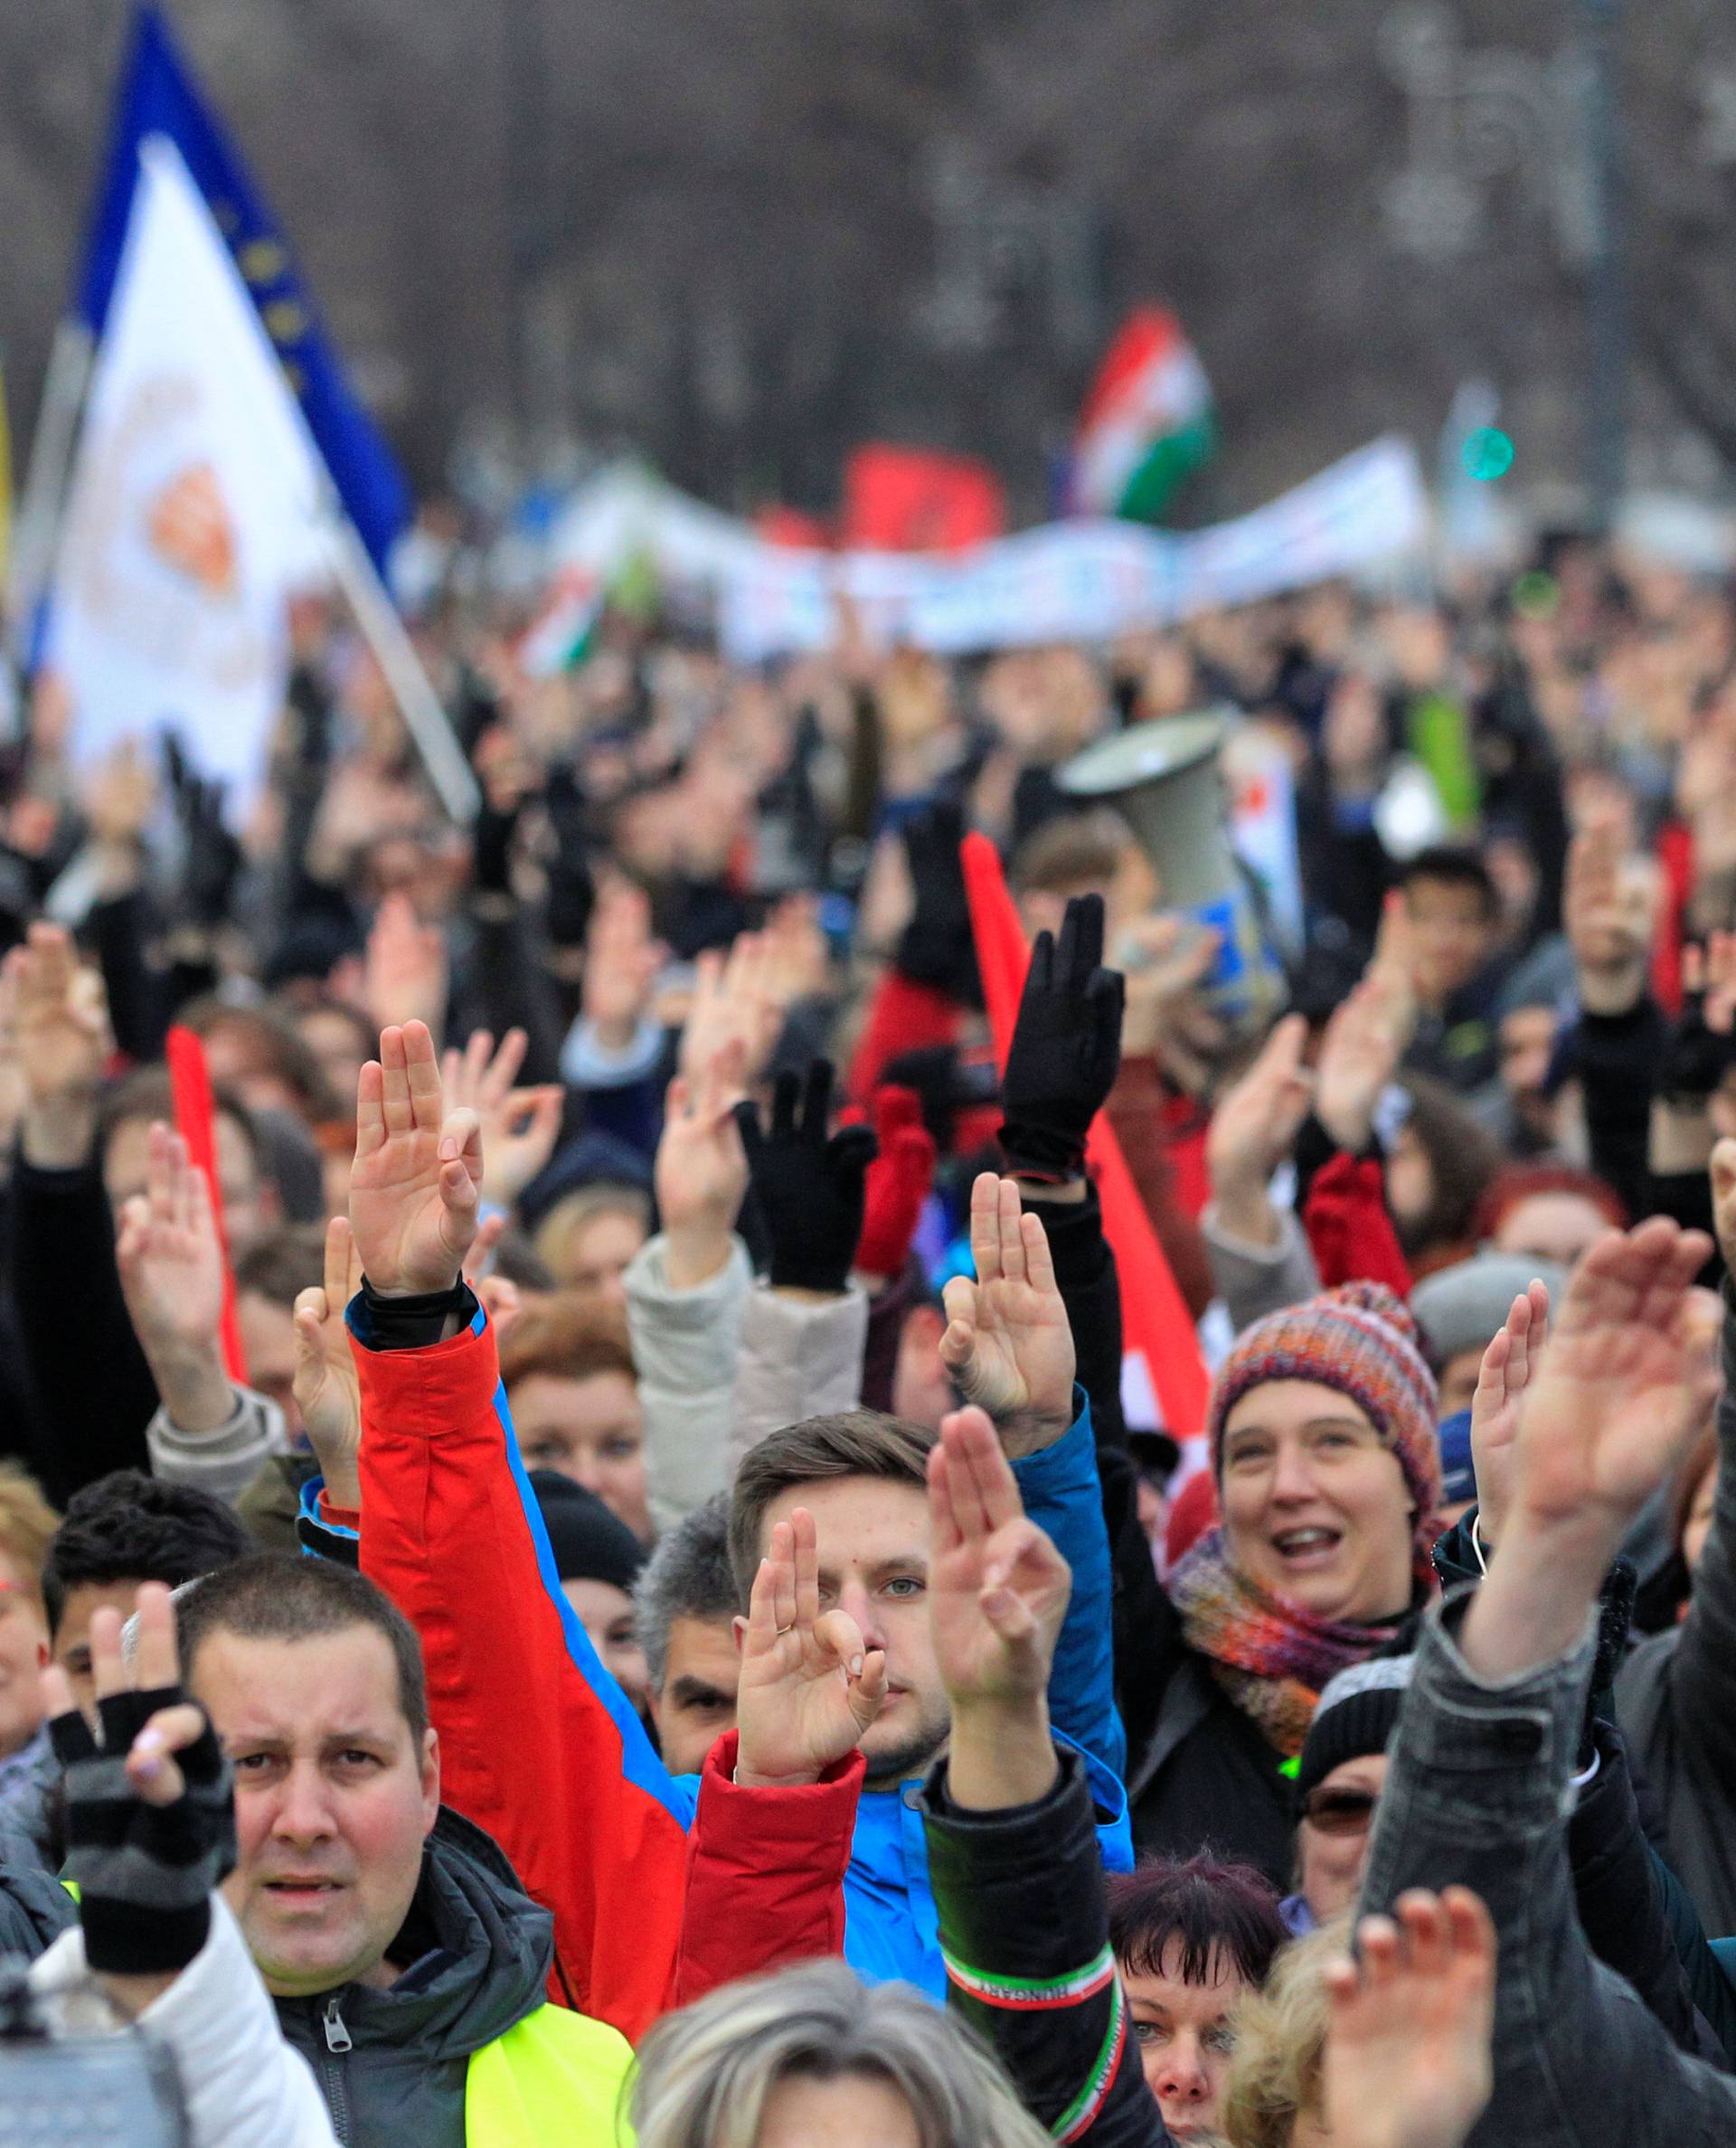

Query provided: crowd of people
[1,527,1736,2143]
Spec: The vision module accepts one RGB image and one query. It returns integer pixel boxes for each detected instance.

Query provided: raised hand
[583,881,666,1053]
[1505,1217,1717,1541]
[441,1027,564,1209]
[999,892,1124,1178]
[929,1407,1071,1810]
[349,1020,482,1296]
[365,891,449,1037]
[940,1173,1076,1456]
[1315,899,1420,1152]
[43,1582,234,2010]
[1204,1012,1315,1244]
[293,1215,365,1509]
[1320,1889,1495,2148]
[1713,1137,1736,1278]
[678,929,782,1085]
[656,1045,750,1289]
[1115,912,1222,1061]
[114,1121,234,1437]
[1467,1279,1550,1545]
[733,1505,887,1789]
[8,921,111,1166]
[733,1059,877,1295]
[1563,819,1654,1017]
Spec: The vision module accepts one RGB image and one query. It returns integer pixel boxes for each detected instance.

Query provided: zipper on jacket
[319,1996,354,2147]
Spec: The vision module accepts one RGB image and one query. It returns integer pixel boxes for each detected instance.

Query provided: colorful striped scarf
[1168,1527,1411,1756]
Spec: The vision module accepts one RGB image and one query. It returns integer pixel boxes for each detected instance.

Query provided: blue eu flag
[77,3,410,575]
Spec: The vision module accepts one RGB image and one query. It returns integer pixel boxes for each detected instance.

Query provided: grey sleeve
[1200,1202,1319,1332]
[625,1232,751,1533]
[1361,1594,1736,2147]
[146,1388,287,1509]
[730,1284,870,1475]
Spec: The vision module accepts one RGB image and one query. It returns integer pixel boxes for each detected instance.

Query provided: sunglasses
[1302,1785,1380,1836]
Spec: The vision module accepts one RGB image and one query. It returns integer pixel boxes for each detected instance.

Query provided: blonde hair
[0,1462,60,1617]
[627,1959,1051,2148]
[1221,1923,1343,2148]
[532,1185,652,1284]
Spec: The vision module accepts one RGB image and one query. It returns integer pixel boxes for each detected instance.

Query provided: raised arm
[920,1409,1165,2146]
[1361,1217,1736,2144]
[344,1017,693,2042]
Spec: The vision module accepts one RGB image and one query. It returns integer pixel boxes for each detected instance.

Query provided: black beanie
[1296,1654,1415,1803]
[530,1471,647,1593]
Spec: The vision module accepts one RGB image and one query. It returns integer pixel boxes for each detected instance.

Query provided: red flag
[842,444,1006,554]
[959,833,1211,1440]
[165,1025,249,1383]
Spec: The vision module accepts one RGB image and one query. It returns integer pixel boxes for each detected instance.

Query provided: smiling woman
[1126,1283,1441,1889]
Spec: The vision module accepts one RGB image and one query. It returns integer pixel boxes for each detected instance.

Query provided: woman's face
[1220,1381,1414,1624]
[756,2071,921,2148]
[1490,1192,1608,1270]
[506,1370,651,1540]
[1382,1124,1434,1231]
[1298,1753,1390,1926]
[1123,1939,1250,2143]
[560,1576,650,1714]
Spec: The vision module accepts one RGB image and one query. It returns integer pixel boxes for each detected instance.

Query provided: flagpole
[5,320,93,666]
[322,506,480,825]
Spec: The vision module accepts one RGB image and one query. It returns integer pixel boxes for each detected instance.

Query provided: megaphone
[1057,708,1284,1021]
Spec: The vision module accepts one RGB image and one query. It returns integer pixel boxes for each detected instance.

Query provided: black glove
[734,1059,878,1292]
[52,1685,236,1977]
[1658,989,1736,1102]
[896,798,983,1008]
[164,734,241,930]
[999,893,1125,1179]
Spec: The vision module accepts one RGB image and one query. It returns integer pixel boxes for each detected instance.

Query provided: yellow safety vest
[464,2001,637,2147]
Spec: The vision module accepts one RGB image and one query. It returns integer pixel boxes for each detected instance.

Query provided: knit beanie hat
[530,1471,647,1593]
[1208,1282,1442,1538]
[1410,1253,1567,1372]
[1296,1652,1415,1803]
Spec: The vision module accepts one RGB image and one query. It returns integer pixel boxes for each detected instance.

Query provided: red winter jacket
[351,1298,693,2044]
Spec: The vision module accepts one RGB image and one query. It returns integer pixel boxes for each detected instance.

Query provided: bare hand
[115,1122,226,1359]
[350,1020,482,1295]
[678,930,783,1085]
[1466,1280,1550,1546]
[582,882,665,1049]
[939,1174,1076,1456]
[1564,820,1654,1015]
[1320,1889,1495,2148]
[441,1027,564,1208]
[928,1407,1071,1713]
[1713,1139,1736,1278]
[656,1046,749,1289]
[365,893,449,1037]
[1505,1217,1719,1548]
[1205,1013,1315,1235]
[1115,913,1221,1058]
[1316,903,1419,1152]
[10,923,110,1163]
[734,1506,887,1788]
[293,1216,364,1509]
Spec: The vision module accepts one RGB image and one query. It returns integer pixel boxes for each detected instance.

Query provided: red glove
[854,1086,937,1282]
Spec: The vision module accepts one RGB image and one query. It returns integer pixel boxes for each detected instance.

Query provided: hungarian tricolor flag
[1069,307,1214,524]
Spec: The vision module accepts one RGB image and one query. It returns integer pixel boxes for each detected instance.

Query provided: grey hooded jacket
[1363,1593,1736,2146]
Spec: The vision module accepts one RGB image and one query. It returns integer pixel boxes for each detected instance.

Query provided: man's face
[53,1579,146,1716]
[649,1613,740,1777]
[237,1292,301,1441]
[104,1112,272,1252]
[1499,1006,1557,1122]
[744,1477,948,1790]
[192,1624,438,1998]
[1404,877,1495,1004]
[1298,1752,1389,1926]
[0,1549,47,1762]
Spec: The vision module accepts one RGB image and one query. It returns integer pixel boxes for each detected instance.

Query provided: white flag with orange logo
[45,132,327,800]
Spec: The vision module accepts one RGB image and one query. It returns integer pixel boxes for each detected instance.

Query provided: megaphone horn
[1056,710,1236,911]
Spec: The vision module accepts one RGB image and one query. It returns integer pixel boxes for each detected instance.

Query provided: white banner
[549,439,1430,661]
[45,134,327,799]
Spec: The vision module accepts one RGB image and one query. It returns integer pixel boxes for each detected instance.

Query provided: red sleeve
[846,970,964,1105]
[672,1730,863,2008]
[1302,1152,1412,1298]
[353,1303,692,2044]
